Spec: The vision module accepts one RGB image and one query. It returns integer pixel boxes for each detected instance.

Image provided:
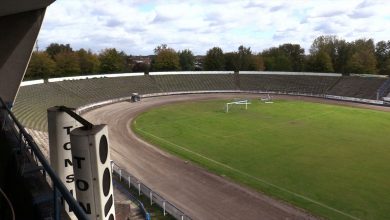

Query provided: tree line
[26,36,390,79]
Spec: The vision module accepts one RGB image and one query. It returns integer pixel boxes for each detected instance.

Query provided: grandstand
[153,74,238,91]
[2,1,390,219]
[327,76,388,100]
[14,72,389,132]
[239,74,340,94]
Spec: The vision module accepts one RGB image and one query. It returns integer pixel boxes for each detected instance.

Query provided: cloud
[348,10,374,19]
[316,10,345,18]
[106,18,123,27]
[91,8,109,16]
[356,0,376,8]
[269,5,285,12]
[38,0,390,55]
[245,1,266,8]
[152,13,174,23]
[314,23,339,34]
[126,26,147,33]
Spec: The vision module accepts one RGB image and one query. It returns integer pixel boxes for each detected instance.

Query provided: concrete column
[0,8,46,104]
[70,124,115,220]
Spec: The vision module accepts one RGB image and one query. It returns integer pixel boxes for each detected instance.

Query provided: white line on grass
[135,127,361,220]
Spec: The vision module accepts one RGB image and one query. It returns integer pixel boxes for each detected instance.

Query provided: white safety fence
[325,95,384,105]
[76,89,387,116]
[111,162,192,220]
[20,79,45,86]
[20,71,346,86]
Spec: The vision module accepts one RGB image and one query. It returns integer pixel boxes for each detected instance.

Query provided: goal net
[225,99,251,113]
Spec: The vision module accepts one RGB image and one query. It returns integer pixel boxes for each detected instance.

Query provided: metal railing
[0,97,88,220]
[111,162,192,220]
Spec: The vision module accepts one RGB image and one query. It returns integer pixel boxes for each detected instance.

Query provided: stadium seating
[327,76,387,99]
[13,73,388,131]
[153,74,238,92]
[239,74,340,94]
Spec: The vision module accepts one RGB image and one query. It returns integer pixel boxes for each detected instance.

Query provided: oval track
[83,93,388,220]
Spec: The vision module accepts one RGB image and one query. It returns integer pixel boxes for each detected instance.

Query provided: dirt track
[83,93,389,220]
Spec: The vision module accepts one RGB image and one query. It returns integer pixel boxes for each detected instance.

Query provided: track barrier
[111,161,192,220]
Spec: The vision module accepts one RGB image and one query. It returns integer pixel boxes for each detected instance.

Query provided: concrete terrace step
[113,180,145,220]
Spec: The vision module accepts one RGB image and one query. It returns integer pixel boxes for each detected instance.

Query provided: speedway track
[83,93,388,220]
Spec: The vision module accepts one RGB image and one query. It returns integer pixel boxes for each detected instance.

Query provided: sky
[37,0,390,55]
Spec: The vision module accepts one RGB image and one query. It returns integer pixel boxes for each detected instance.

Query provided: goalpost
[225,100,251,113]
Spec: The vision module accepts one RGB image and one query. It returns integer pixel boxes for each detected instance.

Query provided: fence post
[119,169,122,181]
[128,176,131,189]
[150,191,153,205]
[163,201,166,216]
[138,183,141,196]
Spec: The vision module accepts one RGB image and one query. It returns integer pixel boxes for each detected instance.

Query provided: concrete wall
[0,1,52,105]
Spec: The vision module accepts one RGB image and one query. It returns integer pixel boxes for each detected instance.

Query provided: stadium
[8,71,390,220]
[1,1,390,220]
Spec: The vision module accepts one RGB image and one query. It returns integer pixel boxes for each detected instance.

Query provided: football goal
[225,99,251,113]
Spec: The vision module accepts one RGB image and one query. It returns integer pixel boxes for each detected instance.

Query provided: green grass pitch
[132,99,390,220]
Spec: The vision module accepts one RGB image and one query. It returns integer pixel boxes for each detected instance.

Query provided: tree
[379,58,390,75]
[154,44,168,54]
[99,48,127,73]
[132,62,150,73]
[309,36,338,72]
[179,49,195,71]
[345,39,377,74]
[46,43,73,59]
[333,39,352,74]
[152,44,180,71]
[77,49,100,74]
[224,52,240,71]
[237,45,253,70]
[346,51,377,74]
[310,36,337,57]
[264,54,293,71]
[224,46,259,72]
[278,44,305,71]
[306,50,334,73]
[308,36,363,74]
[248,54,265,71]
[204,47,225,71]
[262,47,293,71]
[375,40,390,75]
[54,52,81,76]
[25,52,56,79]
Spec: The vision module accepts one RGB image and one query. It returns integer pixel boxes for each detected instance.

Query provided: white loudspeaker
[70,124,115,220]
[47,107,78,220]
